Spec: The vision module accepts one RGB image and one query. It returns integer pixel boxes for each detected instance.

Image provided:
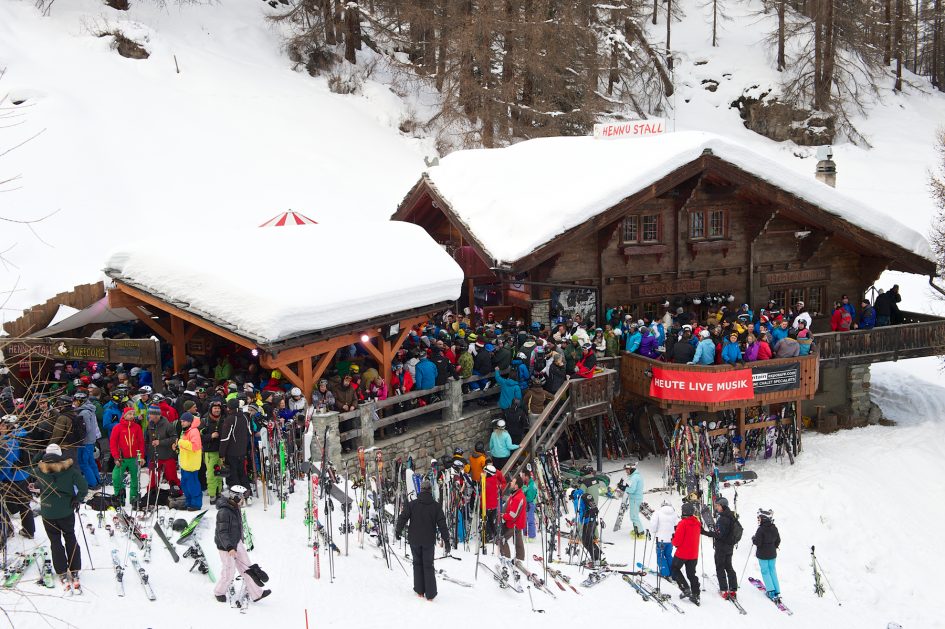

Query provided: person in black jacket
[544,355,567,394]
[701,497,740,599]
[752,508,782,602]
[671,329,696,363]
[874,285,902,326]
[201,400,225,500]
[395,479,450,601]
[212,486,270,603]
[218,399,251,495]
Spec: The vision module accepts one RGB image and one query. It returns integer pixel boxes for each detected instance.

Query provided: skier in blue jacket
[689,330,716,365]
[625,324,642,353]
[618,462,645,538]
[414,355,438,391]
[493,368,522,410]
[720,333,743,365]
[0,416,36,538]
[488,419,518,470]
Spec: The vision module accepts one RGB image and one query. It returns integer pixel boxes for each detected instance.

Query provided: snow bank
[104,222,463,345]
[426,131,933,265]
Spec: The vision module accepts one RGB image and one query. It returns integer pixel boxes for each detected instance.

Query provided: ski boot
[689,593,700,606]
[59,574,72,596]
[631,527,646,541]
[678,587,691,600]
[70,571,81,595]
[721,590,734,600]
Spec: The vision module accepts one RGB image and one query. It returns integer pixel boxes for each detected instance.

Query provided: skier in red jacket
[109,410,144,506]
[483,464,506,546]
[500,475,526,561]
[671,501,702,605]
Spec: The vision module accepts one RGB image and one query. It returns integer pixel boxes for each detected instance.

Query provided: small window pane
[709,210,725,238]
[624,216,638,243]
[807,286,825,316]
[769,290,786,312]
[642,215,659,242]
[690,212,705,239]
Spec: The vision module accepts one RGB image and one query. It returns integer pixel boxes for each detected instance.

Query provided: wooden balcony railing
[620,350,820,413]
[815,312,945,364]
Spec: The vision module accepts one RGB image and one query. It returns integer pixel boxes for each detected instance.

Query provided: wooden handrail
[813,317,945,363]
[500,380,570,476]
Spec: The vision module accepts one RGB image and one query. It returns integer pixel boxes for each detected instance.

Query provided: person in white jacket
[649,501,679,577]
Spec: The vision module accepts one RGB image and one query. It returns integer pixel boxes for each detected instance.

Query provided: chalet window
[689,211,705,240]
[789,288,805,309]
[642,215,660,243]
[709,210,726,238]
[769,290,786,312]
[623,214,661,244]
[623,216,638,243]
[806,286,825,316]
[768,285,827,316]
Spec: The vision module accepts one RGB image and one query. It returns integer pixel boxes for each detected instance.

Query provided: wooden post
[737,406,746,455]
[596,414,603,472]
[467,278,475,315]
[170,315,186,374]
[302,357,313,401]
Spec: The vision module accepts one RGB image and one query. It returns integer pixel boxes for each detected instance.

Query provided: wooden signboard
[631,278,705,299]
[763,267,830,287]
[1,337,160,366]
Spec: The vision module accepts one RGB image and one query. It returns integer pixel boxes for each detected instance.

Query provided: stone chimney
[815,145,836,188]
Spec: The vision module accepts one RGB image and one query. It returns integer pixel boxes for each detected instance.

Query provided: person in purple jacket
[639,327,660,359]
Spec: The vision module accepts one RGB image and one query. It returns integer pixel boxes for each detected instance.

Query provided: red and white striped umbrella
[258,211,318,227]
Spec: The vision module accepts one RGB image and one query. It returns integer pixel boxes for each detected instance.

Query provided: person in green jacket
[604,326,620,358]
[33,444,88,588]
[521,470,538,540]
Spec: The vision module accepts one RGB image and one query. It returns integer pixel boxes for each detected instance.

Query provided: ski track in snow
[2,362,943,628]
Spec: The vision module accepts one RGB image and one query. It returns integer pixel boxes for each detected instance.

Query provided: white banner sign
[593,118,666,140]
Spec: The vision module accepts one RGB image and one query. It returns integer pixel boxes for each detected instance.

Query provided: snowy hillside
[0,359,942,629]
[1,0,944,322]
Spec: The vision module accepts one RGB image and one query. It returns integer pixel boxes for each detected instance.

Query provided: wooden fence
[814,311,945,364]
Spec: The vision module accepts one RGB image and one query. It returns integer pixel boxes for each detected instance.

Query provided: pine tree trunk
[666,0,673,70]
[885,0,892,65]
[712,0,718,47]
[777,1,786,70]
[435,0,448,91]
[344,3,360,64]
[652,0,658,25]
[323,0,336,45]
[935,0,943,89]
[895,0,904,90]
[626,18,674,96]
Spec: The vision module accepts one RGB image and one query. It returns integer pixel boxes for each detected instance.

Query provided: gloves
[71,499,80,512]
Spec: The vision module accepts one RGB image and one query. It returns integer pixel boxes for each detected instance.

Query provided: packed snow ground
[1,358,943,629]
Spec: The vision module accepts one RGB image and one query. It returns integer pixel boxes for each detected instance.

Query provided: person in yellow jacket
[177,412,203,511]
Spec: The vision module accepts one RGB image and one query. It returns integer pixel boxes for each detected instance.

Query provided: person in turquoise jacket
[720,333,743,365]
[625,325,642,353]
[488,419,518,470]
[493,368,522,410]
[618,462,645,538]
[522,470,538,539]
[689,331,716,365]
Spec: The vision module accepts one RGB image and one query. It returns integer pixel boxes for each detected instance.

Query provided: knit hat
[226,398,240,410]
[148,404,161,415]
[716,497,729,509]
[182,400,196,412]
[421,479,433,491]
[180,412,195,424]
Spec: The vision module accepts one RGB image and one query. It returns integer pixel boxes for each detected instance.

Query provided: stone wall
[805,362,883,432]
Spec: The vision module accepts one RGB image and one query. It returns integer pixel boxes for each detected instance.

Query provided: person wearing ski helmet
[287,386,306,413]
[213,486,270,603]
[752,509,782,603]
[395,478,450,600]
[617,462,645,539]
[702,496,741,600]
[483,463,506,544]
[671,500,702,605]
[488,419,518,471]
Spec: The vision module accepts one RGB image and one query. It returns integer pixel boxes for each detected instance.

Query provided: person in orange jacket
[109,410,144,506]
[500,475,527,561]
[671,501,702,605]
[483,463,506,545]
[469,442,486,483]
[177,412,203,511]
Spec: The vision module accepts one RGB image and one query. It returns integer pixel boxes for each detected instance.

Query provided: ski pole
[75,505,94,570]
[738,542,754,587]
[813,547,842,606]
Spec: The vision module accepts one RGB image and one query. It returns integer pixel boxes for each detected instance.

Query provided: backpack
[729,513,744,545]
[65,410,88,445]
[840,310,853,331]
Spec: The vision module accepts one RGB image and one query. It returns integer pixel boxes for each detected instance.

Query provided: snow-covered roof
[421,131,934,266]
[104,222,463,345]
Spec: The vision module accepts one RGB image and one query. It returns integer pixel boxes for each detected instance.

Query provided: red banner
[649,366,754,403]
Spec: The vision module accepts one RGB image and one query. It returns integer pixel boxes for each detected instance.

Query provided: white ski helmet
[290,387,302,399]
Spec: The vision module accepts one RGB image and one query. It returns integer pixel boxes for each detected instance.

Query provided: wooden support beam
[360,337,384,365]
[312,352,334,389]
[268,332,367,367]
[301,357,313,400]
[183,323,200,344]
[275,361,303,390]
[111,282,256,350]
[127,305,173,340]
[170,315,186,375]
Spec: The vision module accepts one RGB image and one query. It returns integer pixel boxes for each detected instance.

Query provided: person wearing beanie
[146,404,180,491]
[858,298,877,329]
[689,329,716,365]
[33,443,88,590]
[395,477,450,600]
[219,398,252,494]
[213,486,270,603]
[468,442,487,483]
[701,496,743,600]
[201,400,225,500]
[671,500,702,605]
[752,509,782,602]
[177,413,203,510]
[109,410,144,506]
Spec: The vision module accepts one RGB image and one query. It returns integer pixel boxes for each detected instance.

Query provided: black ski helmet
[681,502,696,517]
[171,518,188,532]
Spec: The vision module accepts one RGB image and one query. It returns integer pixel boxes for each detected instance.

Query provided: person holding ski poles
[33,444,88,592]
[213,485,270,603]
[648,500,678,577]
[395,478,450,601]
[521,470,538,541]
[701,496,742,600]
[671,501,701,605]
[499,475,526,561]
[753,508,782,603]
[617,462,644,539]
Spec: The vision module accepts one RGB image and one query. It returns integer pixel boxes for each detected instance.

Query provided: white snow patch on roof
[424,131,933,265]
[104,222,463,345]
